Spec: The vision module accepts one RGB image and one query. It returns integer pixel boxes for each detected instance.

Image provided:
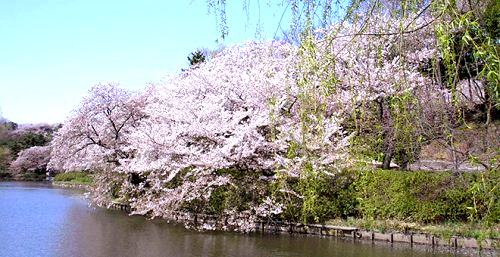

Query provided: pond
[0,182,478,257]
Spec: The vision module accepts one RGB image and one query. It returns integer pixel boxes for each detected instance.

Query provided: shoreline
[107,201,499,251]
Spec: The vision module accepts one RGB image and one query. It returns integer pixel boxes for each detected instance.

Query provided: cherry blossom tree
[319,14,442,169]
[10,146,52,179]
[48,83,148,172]
[122,41,303,219]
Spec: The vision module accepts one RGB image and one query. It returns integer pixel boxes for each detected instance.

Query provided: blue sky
[0,0,291,124]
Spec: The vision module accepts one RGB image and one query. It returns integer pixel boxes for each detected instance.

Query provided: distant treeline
[0,118,59,180]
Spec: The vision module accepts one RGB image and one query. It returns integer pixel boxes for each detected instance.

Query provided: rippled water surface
[0,182,481,257]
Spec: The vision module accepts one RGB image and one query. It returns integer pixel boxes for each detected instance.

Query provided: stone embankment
[109,201,132,212]
[259,221,497,249]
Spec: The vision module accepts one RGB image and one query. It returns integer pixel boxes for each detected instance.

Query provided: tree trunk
[382,150,393,170]
[378,97,395,170]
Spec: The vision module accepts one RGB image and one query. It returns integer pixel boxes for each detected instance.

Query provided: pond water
[0,182,479,257]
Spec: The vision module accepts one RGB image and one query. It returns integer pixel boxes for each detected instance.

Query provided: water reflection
[0,182,480,257]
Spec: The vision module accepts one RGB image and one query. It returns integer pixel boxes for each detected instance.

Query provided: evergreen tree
[187,50,206,66]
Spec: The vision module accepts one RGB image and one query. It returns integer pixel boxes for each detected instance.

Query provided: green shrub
[467,169,499,225]
[273,169,358,223]
[19,172,46,181]
[301,171,358,223]
[355,170,476,223]
[208,185,229,215]
[183,169,270,216]
[164,167,192,189]
[54,171,93,184]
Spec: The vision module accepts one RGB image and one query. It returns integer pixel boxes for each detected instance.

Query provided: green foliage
[111,181,122,199]
[298,165,322,223]
[253,167,498,226]
[0,118,52,180]
[286,141,300,159]
[347,103,385,162]
[349,93,424,169]
[481,0,500,40]
[271,174,303,222]
[0,120,17,132]
[187,50,206,66]
[18,132,48,148]
[302,171,358,223]
[19,172,46,181]
[272,169,358,224]
[434,0,500,124]
[0,132,49,156]
[389,94,423,169]
[0,146,11,174]
[183,169,270,216]
[214,167,245,178]
[207,183,259,215]
[181,198,205,214]
[208,185,229,215]
[355,169,499,224]
[467,169,499,225]
[54,171,93,185]
[164,168,192,189]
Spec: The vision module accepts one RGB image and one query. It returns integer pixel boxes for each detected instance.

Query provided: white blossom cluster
[10,145,52,175]
[127,41,299,178]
